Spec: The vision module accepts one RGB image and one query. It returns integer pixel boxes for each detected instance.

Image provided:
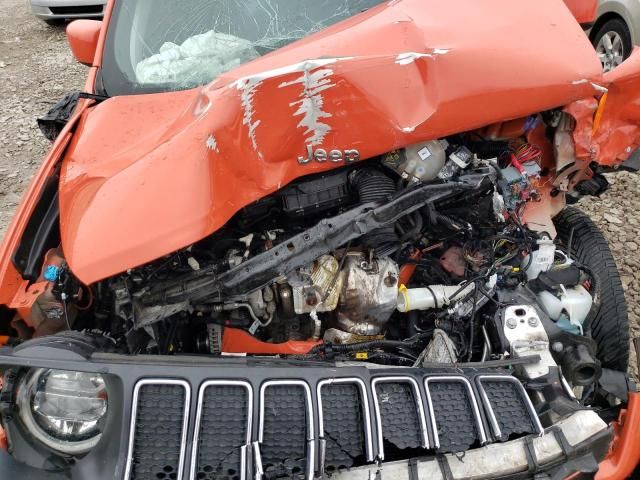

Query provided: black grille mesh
[49,5,104,14]
[483,381,535,439]
[375,382,422,450]
[196,385,248,480]
[131,384,185,480]
[261,385,307,479]
[320,383,366,472]
[429,381,478,453]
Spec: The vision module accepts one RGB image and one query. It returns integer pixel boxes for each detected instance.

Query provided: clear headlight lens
[17,369,108,455]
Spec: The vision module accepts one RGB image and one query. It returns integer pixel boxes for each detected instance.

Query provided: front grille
[49,5,104,15]
[126,380,190,480]
[124,373,542,479]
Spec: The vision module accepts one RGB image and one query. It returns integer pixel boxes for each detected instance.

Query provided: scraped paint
[230,58,342,88]
[573,78,608,94]
[206,134,219,152]
[395,49,448,65]
[280,64,335,146]
[395,52,432,65]
[590,82,608,94]
[236,78,263,157]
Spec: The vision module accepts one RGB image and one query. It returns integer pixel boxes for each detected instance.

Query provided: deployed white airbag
[135,31,259,86]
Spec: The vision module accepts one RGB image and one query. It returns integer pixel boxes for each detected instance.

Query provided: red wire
[515,143,542,164]
[76,285,94,311]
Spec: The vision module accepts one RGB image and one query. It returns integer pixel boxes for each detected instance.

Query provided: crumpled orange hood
[60,0,616,284]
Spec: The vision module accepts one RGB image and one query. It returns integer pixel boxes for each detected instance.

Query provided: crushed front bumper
[0,337,615,479]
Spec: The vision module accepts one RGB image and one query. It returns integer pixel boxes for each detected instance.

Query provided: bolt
[528,316,539,327]
[384,274,397,287]
[506,318,518,329]
[552,342,564,353]
[305,293,319,307]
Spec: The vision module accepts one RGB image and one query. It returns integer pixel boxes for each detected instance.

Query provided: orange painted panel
[58,0,608,284]
[563,0,598,24]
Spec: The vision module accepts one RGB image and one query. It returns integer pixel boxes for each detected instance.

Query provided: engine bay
[14,112,607,395]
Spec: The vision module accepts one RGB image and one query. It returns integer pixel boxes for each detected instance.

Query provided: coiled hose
[351,168,399,256]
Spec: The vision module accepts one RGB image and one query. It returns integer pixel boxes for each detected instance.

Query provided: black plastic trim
[11,169,60,282]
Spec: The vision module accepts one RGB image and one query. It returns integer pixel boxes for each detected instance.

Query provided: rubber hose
[352,168,397,203]
[351,168,399,256]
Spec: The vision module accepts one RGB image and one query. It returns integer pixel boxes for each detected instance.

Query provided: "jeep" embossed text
[297,145,360,165]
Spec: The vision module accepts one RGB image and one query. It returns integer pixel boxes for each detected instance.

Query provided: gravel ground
[0,0,84,233]
[0,0,638,379]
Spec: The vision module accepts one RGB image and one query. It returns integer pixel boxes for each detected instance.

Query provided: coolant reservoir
[537,285,593,334]
[384,140,446,182]
[523,239,556,281]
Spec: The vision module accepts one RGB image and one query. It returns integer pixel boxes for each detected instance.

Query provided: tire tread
[554,207,629,371]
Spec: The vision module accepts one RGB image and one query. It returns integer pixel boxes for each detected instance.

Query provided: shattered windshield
[101,0,386,96]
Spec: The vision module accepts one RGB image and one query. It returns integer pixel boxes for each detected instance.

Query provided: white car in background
[591,0,640,71]
[29,0,106,25]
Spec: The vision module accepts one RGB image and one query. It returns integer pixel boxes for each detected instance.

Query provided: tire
[553,207,629,371]
[591,18,632,71]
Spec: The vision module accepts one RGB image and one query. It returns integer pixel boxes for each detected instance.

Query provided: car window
[101,0,386,96]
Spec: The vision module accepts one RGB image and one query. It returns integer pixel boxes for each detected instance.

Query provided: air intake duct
[351,168,399,257]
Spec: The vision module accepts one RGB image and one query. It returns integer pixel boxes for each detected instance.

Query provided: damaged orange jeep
[1,0,640,479]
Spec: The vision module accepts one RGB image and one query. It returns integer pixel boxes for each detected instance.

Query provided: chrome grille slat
[124,379,191,480]
[317,377,374,474]
[190,380,253,480]
[475,374,544,440]
[424,376,488,451]
[258,380,315,480]
[371,376,429,461]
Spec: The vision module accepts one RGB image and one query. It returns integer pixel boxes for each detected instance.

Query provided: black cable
[476,285,507,307]
[574,262,600,336]
[309,334,429,355]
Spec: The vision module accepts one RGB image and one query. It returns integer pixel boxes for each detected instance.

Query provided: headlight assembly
[17,368,108,455]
